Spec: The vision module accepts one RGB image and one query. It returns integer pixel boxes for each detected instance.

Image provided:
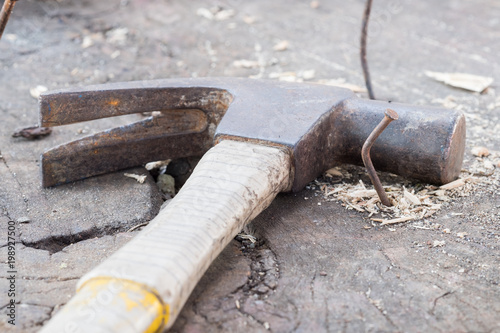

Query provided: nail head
[385,108,399,121]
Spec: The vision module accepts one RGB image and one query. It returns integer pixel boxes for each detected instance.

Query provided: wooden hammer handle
[40,140,292,332]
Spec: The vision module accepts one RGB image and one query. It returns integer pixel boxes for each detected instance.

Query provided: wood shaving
[124,173,147,184]
[316,164,485,227]
[17,217,31,224]
[471,146,490,157]
[440,178,468,190]
[128,222,149,232]
[30,85,48,99]
[273,40,289,52]
[106,28,128,45]
[372,216,415,226]
[81,35,94,49]
[145,160,171,171]
[237,232,257,243]
[483,160,495,170]
[300,69,315,80]
[197,7,235,21]
[432,240,446,247]
[404,188,421,206]
[325,167,343,177]
[243,15,256,24]
[425,71,493,93]
[316,78,367,93]
[233,59,259,69]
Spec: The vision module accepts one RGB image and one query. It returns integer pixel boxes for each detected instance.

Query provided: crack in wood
[362,289,399,330]
[234,304,271,331]
[21,225,126,254]
[0,276,79,282]
[1,153,29,213]
[233,236,280,299]
[430,290,455,315]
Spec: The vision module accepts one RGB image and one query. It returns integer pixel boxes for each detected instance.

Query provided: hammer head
[40,78,465,189]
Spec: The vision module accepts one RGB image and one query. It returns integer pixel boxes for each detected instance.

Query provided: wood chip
[273,40,289,52]
[471,146,490,157]
[432,189,446,196]
[128,222,149,232]
[17,217,31,224]
[347,189,377,198]
[197,7,235,21]
[145,160,171,171]
[196,7,214,20]
[233,59,259,69]
[325,168,343,177]
[317,79,367,93]
[81,35,94,49]
[432,240,446,247]
[238,232,257,243]
[301,69,316,80]
[440,178,466,190]
[214,9,235,21]
[424,71,493,93]
[242,15,256,24]
[30,85,48,99]
[372,216,415,225]
[124,173,147,184]
[106,28,128,45]
[404,189,421,205]
[483,160,495,169]
[268,71,300,82]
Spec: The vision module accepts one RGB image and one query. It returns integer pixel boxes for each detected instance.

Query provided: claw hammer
[39,78,465,332]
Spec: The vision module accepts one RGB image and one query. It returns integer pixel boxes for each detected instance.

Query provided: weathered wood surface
[0,0,499,332]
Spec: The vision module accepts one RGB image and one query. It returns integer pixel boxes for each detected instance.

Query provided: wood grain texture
[39,140,292,332]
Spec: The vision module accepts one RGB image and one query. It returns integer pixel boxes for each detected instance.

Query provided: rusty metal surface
[40,79,233,187]
[329,98,466,186]
[40,77,466,190]
[41,110,210,187]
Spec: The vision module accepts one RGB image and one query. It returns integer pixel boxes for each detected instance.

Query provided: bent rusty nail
[361,108,399,206]
[0,0,18,40]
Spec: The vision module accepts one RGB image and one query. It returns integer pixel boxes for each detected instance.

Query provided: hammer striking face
[39,78,465,332]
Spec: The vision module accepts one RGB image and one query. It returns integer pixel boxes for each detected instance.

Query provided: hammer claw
[39,79,236,187]
[41,110,211,187]
[39,79,232,127]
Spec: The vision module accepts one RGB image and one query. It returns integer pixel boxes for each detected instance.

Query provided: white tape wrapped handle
[40,140,292,333]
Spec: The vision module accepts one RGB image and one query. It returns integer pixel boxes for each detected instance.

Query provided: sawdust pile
[316,148,498,226]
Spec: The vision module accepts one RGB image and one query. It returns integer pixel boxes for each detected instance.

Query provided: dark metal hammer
[39,78,465,332]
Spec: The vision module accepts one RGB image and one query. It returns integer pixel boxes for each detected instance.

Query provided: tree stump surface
[0,0,498,332]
